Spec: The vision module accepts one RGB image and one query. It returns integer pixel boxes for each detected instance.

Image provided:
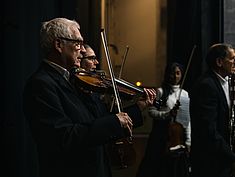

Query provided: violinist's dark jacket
[23,61,143,177]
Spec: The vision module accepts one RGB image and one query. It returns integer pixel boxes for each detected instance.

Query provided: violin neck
[114,78,144,94]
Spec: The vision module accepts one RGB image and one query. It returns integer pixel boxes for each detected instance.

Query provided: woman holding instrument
[136,62,191,177]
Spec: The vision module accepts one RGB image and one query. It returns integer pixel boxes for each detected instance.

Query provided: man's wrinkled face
[59,26,86,70]
[221,48,235,77]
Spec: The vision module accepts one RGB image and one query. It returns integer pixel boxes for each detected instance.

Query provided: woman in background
[136,62,191,177]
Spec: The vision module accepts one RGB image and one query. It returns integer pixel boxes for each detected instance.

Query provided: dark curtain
[167,0,223,92]
[1,0,100,177]
[75,0,101,67]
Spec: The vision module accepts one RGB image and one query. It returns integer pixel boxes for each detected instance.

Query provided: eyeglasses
[83,56,97,61]
[59,37,83,47]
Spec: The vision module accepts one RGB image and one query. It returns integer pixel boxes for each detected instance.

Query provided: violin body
[167,120,186,152]
[156,99,186,152]
[71,68,144,98]
[71,70,109,92]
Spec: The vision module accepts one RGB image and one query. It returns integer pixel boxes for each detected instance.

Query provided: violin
[167,101,186,152]
[70,67,144,99]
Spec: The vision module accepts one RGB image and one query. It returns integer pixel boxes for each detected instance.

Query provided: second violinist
[80,44,99,72]
[77,43,157,168]
[78,43,153,109]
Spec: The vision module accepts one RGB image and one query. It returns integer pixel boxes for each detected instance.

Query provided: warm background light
[136,81,142,87]
[101,0,166,88]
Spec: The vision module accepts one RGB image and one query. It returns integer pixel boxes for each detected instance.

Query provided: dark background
[1,0,226,176]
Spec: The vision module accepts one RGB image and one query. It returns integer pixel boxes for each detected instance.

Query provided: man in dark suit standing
[190,43,235,177]
[23,17,156,177]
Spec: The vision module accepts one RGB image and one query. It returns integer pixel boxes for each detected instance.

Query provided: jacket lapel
[211,71,229,111]
[41,62,75,93]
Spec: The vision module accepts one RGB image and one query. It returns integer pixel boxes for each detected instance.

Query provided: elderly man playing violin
[23,17,156,177]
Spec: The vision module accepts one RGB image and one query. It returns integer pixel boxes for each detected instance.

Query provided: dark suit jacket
[190,70,235,177]
[23,61,142,177]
